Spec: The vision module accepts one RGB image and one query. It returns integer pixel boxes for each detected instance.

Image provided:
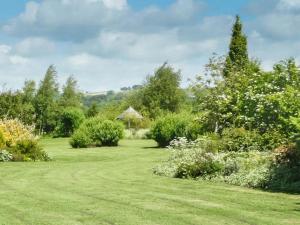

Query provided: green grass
[0,138,299,225]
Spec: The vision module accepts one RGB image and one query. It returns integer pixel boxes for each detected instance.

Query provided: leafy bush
[0,118,35,147]
[10,139,50,161]
[222,151,272,188]
[70,127,92,148]
[70,117,124,148]
[154,137,224,178]
[151,114,202,147]
[0,119,49,162]
[0,130,5,148]
[185,122,204,141]
[55,107,85,137]
[92,120,124,146]
[151,114,189,147]
[219,128,288,152]
[220,128,262,152]
[267,144,300,192]
[0,150,12,162]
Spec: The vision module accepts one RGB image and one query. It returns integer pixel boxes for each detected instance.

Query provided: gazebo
[117,106,143,128]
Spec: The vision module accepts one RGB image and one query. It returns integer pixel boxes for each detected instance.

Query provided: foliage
[35,65,60,134]
[151,114,193,147]
[87,102,99,117]
[0,118,49,161]
[141,63,186,118]
[70,117,124,148]
[0,150,12,162]
[59,76,82,108]
[0,118,36,147]
[70,127,93,148]
[10,139,50,162]
[55,108,85,137]
[224,15,249,77]
[0,130,5,148]
[268,144,300,192]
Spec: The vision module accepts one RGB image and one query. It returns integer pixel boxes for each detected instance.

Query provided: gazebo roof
[117,106,143,120]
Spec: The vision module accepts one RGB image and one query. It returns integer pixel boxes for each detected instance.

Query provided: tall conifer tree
[224,15,249,77]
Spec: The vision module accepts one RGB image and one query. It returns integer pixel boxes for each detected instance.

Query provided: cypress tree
[224,15,249,77]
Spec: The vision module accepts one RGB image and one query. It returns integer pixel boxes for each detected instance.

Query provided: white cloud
[0,0,299,91]
[14,37,56,57]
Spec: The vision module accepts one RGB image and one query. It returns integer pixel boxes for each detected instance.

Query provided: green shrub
[70,117,124,148]
[55,107,85,137]
[92,120,124,146]
[151,114,189,147]
[268,144,300,192]
[69,128,93,148]
[10,139,50,161]
[0,150,12,162]
[185,122,203,140]
[221,128,262,152]
[220,128,287,152]
[151,114,202,147]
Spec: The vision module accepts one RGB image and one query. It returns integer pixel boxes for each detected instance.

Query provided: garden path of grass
[0,138,299,225]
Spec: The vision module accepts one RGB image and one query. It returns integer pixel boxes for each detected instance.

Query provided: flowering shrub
[0,118,49,162]
[154,136,300,191]
[0,118,36,147]
[154,137,225,178]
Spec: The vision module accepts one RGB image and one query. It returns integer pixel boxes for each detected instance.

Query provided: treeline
[0,65,82,135]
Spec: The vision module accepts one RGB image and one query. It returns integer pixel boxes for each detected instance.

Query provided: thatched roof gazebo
[117,106,143,128]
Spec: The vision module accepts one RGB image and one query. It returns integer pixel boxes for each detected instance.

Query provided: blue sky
[0,0,299,91]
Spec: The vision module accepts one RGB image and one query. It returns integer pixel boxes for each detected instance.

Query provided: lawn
[0,139,299,225]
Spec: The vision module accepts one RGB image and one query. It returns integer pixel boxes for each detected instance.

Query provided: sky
[0,0,299,91]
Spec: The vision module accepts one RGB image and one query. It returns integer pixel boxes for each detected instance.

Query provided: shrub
[220,128,287,152]
[220,128,262,152]
[185,122,204,140]
[268,144,300,192]
[0,118,35,147]
[0,130,5,148]
[151,114,202,147]
[70,117,124,148]
[0,150,12,162]
[0,119,49,162]
[151,114,189,147]
[55,108,85,137]
[154,137,225,178]
[92,120,124,146]
[70,128,93,148]
[10,139,50,161]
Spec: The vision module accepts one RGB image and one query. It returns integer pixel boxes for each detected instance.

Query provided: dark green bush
[55,107,85,137]
[220,128,262,152]
[10,139,50,161]
[151,114,202,147]
[70,117,124,148]
[268,144,300,192]
[151,114,189,147]
[220,128,288,152]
